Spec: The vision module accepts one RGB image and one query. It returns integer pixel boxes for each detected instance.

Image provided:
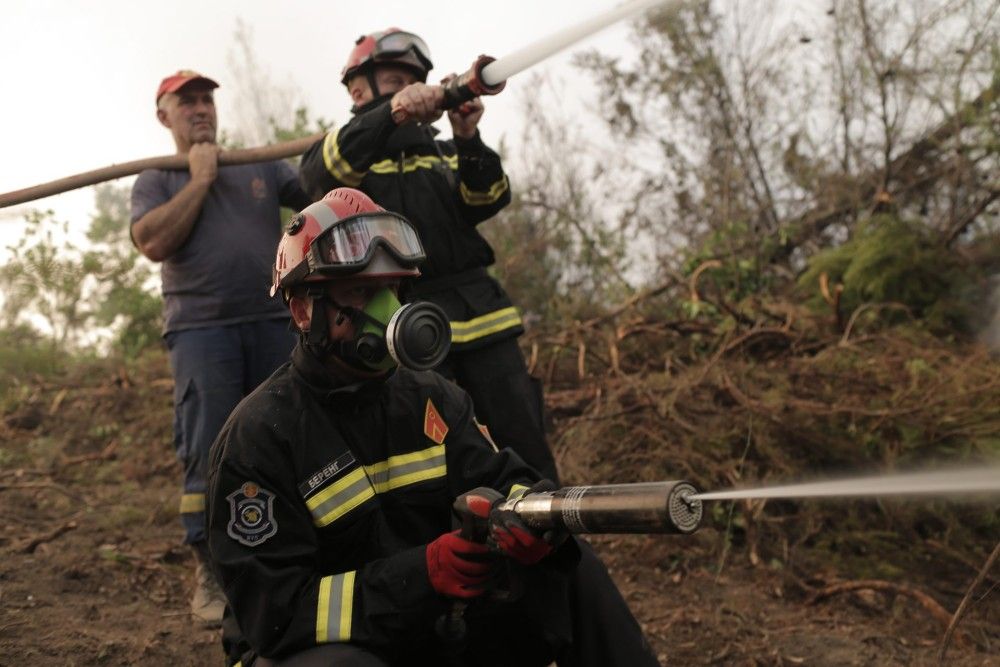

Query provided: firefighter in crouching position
[206,188,660,666]
[298,28,558,483]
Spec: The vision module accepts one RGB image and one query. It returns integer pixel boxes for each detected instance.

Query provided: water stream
[690,466,1000,501]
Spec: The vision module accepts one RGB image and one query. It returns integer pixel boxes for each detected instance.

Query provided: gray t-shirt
[131,161,309,334]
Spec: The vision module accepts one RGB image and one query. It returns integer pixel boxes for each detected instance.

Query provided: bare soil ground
[1,351,996,666]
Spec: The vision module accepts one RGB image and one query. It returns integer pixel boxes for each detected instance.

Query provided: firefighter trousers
[250,542,660,667]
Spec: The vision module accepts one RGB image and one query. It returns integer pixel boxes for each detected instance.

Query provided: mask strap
[304,287,330,348]
[304,287,350,363]
[302,286,404,374]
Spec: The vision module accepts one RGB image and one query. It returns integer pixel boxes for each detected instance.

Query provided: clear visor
[311,213,425,273]
[375,31,432,67]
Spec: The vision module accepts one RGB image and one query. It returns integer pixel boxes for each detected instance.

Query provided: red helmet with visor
[271,188,424,298]
[341,28,433,85]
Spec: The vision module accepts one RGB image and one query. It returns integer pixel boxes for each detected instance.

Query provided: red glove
[426,530,495,599]
[489,509,561,565]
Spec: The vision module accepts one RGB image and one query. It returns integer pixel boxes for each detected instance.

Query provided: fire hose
[0,0,670,209]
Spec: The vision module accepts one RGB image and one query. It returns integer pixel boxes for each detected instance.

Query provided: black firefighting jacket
[206,343,546,661]
[299,100,523,351]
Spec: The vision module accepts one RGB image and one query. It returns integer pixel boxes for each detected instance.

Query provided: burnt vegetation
[2,1,999,664]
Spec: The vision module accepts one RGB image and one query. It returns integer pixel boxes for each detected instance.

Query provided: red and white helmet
[271,188,424,298]
[341,28,433,85]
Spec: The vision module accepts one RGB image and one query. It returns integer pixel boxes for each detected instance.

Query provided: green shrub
[798,214,981,333]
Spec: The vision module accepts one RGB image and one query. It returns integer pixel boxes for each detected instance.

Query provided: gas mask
[336,287,451,372]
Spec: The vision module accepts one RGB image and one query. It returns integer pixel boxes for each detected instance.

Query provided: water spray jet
[691,466,1000,502]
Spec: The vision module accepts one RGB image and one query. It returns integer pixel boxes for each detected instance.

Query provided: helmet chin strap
[366,68,381,100]
[349,68,388,115]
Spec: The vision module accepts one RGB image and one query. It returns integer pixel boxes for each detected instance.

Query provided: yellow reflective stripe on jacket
[306,445,447,527]
[369,154,458,174]
[364,444,446,493]
[459,176,510,206]
[180,493,205,514]
[316,571,356,643]
[323,129,364,187]
[508,484,530,500]
[450,307,523,344]
[307,467,376,528]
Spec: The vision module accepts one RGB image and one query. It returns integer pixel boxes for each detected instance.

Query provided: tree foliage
[85,184,163,357]
[798,212,982,332]
[574,0,1000,290]
[1,211,94,349]
[0,184,161,357]
[483,75,636,324]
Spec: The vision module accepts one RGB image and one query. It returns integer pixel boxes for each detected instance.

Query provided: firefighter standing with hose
[206,188,659,666]
[299,29,559,483]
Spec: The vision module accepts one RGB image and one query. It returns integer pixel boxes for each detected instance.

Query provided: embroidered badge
[423,398,449,444]
[250,176,267,200]
[474,418,498,452]
[227,481,278,547]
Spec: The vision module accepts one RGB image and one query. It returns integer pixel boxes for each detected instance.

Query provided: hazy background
[0,0,657,241]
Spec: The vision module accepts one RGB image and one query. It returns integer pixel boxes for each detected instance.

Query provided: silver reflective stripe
[307,467,376,527]
[316,571,356,643]
[450,307,523,344]
[305,446,447,529]
[459,176,510,206]
[308,196,345,230]
[322,129,364,186]
[365,444,446,493]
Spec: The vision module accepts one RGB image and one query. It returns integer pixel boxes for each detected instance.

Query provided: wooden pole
[0,131,326,209]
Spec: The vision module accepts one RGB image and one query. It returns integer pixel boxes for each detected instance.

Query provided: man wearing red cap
[130,70,312,627]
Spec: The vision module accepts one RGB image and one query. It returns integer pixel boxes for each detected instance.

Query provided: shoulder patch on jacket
[424,398,449,444]
[227,482,278,547]
[474,418,499,452]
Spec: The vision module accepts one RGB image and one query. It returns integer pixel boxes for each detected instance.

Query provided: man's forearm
[132,178,211,262]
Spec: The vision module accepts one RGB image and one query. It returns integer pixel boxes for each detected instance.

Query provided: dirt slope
[1,351,996,666]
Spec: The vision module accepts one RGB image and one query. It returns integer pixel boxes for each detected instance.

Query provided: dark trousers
[166,319,296,544]
[252,542,660,667]
[437,337,559,483]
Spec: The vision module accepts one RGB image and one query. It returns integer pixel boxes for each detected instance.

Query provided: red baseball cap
[155,70,219,105]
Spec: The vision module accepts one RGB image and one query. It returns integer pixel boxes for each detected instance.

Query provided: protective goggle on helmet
[341,28,434,84]
[271,189,425,297]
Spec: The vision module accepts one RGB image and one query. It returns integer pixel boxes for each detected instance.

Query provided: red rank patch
[475,418,498,451]
[423,398,449,444]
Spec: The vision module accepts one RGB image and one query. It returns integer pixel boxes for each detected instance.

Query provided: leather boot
[190,542,226,627]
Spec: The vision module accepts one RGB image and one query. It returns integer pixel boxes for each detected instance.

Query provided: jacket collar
[291,341,390,407]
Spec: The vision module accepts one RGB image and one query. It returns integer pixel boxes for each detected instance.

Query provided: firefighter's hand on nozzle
[390,82,444,125]
[426,530,497,599]
[490,479,567,565]
[440,72,484,139]
[448,98,483,139]
[490,509,563,564]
